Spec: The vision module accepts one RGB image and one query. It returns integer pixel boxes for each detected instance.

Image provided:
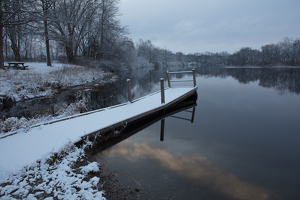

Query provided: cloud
[119,0,300,54]
[103,140,276,200]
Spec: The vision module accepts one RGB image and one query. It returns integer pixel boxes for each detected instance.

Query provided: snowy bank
[0,62,115,102]
[0,142,105,199]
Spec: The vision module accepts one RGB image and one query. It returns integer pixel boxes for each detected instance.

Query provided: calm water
[88,67,300,200]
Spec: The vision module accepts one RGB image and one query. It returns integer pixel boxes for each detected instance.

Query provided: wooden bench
[7,62,28,70]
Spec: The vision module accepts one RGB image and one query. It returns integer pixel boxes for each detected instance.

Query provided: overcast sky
[119,0,300,54]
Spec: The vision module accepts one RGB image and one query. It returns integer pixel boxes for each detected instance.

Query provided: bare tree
[279,37,293,65]
[84,0,128,60]
[0,0,36,67]
[137,39,155,63]
[161,48,173,68]
[49,0,100,63]
[39,0,53,66]
[293,38,300,66]
[261,44,280,65]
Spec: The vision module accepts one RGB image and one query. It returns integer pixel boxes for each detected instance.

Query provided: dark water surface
[88,67,300,200]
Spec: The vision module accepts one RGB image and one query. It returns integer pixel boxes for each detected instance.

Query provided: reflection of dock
[0,70,198,176]
[85,93,197,153]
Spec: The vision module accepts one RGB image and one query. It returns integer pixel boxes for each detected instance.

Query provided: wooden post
[191,107,196,123]
[166,71,171,87]
[127,79,132,103]
[160,118,165,141]
[192,69,196,87]
[160,78,165,104]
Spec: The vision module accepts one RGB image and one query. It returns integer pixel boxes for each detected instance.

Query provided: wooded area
[1,0,299,69]
[186,37,300,67]
[0,0,132,68]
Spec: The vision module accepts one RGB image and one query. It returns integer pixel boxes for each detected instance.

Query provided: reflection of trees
[84,83,125,110]
[119,68,164,99]
[195,67,300,95]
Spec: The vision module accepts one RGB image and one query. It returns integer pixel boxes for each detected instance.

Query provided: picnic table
[7,62,28,70]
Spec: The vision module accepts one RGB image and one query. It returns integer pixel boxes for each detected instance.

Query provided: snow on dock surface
[0,87,197,179]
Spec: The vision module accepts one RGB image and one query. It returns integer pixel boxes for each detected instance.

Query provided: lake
[86,67,300,200]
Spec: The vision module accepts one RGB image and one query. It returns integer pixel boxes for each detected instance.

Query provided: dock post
[160,118,165,141]
[127,79,132,103]
[166,71,171,87]
[191,107,196,123]
[192,69,196,87]
[160,78,165,104]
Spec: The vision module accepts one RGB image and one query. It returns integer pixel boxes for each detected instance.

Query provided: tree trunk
[10,35,21,61]
[66,45,74,63]
[99,0,105,59]
[0,5,4,68]
[44,20,51,66]
[42,0,51,66]
[0,26,3,68]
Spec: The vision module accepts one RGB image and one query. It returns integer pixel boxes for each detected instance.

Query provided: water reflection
[99,140,273,200]
[160,107,195,142]
[195,66,300,95]
[170,107,196,123]
[86,90,278,199]
[87,70,300,200]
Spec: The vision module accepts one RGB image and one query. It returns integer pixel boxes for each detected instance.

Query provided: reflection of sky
[95,75,300,199]
[102,140,272,200]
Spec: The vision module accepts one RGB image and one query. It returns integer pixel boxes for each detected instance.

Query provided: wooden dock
[86,93,198,153]
[0,70,198,177]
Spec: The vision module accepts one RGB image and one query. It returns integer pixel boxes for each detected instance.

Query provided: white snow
[0,143,105,199]
[0,62,113,101]
[0,86,197,180]
[0,99,87,138]
[80,162,100,174]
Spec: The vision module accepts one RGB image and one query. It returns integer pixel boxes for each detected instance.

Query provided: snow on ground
[12,62,71,73]
[0,62,114,102]
[0,99,87,137]
[0,87,196,181]
[0,141,105,199]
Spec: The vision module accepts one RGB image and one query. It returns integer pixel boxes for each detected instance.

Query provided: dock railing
[166,69,196,87]
[127,69,196,106]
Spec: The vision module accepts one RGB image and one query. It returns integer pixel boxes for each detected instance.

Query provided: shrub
[0,117,30,132]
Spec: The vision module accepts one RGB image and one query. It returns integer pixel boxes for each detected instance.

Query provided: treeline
[186,37,300,67]
[135,37,300,68]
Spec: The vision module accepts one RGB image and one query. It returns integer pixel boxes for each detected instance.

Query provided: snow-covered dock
[0,86,197,179]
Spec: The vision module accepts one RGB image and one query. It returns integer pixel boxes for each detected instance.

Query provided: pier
[0,70,198,178]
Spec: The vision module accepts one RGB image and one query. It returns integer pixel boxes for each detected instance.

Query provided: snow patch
[80,162,99,174]
[0,144,105,200]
